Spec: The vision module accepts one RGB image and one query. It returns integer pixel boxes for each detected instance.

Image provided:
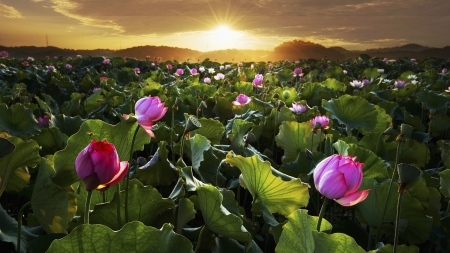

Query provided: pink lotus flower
[232,94,252,106]
[65,64,72,69]
[103,58,110,64]
[293,68,303,76]
[45,56,50,60]
[0,51,8,58]
[290,102,307,114]
[134,96,168,138]
[313,154,370,206]
[47,65,55,72]
[67,57,72,60]
[166,64,173,70]
[22,61,29,67]
[175,68,184,76]
[100,76,108,82]
[190,68,198,75]
[75,140,129,191]
[443,68,448,74]
[394,80,407,88]
[362,79,370,86]
[219,65,224,70]
[93,88,101,92]
[204,77,211,84]
[37,115,50,128]
[252,74,264,88]
[311,115,329,129]
[214,73,225,80]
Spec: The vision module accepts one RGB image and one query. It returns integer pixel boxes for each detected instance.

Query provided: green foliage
[47,222,194,253]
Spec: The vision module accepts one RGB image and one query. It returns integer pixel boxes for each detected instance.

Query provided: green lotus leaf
[61,92,83,116]
[320,78,346,92]
[183,134,212,177]
[398,139,430,168]
[31,157,77,234]
[225,152,309,216]
[74,182,117,216]
[243,68,256,81]
[0,136,40,197]
[234,82,255,96]
[400,107,425,132]
[322,95,378,132]
[0,204,39,253]
[213,93,236,120]
[0,137,14,159]
[4,166,30,193]
[175,198,197,234]
[429,114,450,138]
[312,231,366,253]
[196,185,252,243]
[137,141,178,186]
[359,105,391,135]
[84,89,104,113]
[439,169,450,198]
[426,187,442,226]
[275,209,332,253]
[369,243,419,253]
[0,103,41,137]
[47,222,194,253]
[228,118,254,153]
[273,87,299,104]
[76,179,175,230]
[416,90,450,112]
[139,81,162,97]
[52,119,150,188]
[347,144,390,179]
[191,118,225,145]
[31,127,67,156]
[277,69,293,82]
[363,68,380,81]
[356,181,433,245]
[398,71,416,81]
[332,140,350,156]
[299,82,332,107]
[325,66,345,81]
[181,166,206,192]
[275,121,325,163]
[50,114,84,138]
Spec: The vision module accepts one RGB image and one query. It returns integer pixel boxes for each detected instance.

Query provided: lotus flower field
[1,53,450,252]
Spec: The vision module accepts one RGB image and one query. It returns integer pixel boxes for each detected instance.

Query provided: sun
[206,25,245,51]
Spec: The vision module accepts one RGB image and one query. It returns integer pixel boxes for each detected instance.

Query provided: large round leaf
[312,231,366,253]
[225,152,309,216]
[439,169,450,198]
[47,222,194,253]
[275,209,332,253]
[347,144,390,179]
[75,179,175,230]
[196,185,252,243]
[275,121,324,163]
[31,157,77,234]
[0,136,40,197]
[322,95,378,132]
[0,103,41,136]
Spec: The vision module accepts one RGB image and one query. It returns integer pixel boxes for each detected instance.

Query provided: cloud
[10,0,450,50]
[0,3,25,18]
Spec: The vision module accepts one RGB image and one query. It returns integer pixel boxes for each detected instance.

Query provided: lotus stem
[115,186,122,228]
[376,141,402,244]
[317,197,329,232]
[125,125,140,223]
[194,226,208,253]
[393,185,405,253]
[16,201,31,253]
[84,190,93,224]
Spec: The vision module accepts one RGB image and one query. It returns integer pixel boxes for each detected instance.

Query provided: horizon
[1,1,449,52]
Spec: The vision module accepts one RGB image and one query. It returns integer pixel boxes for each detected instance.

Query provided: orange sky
[1,0,449,51]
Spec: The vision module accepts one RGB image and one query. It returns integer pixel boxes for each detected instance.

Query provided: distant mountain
[1,41,449,62]
[273,40,346,61]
